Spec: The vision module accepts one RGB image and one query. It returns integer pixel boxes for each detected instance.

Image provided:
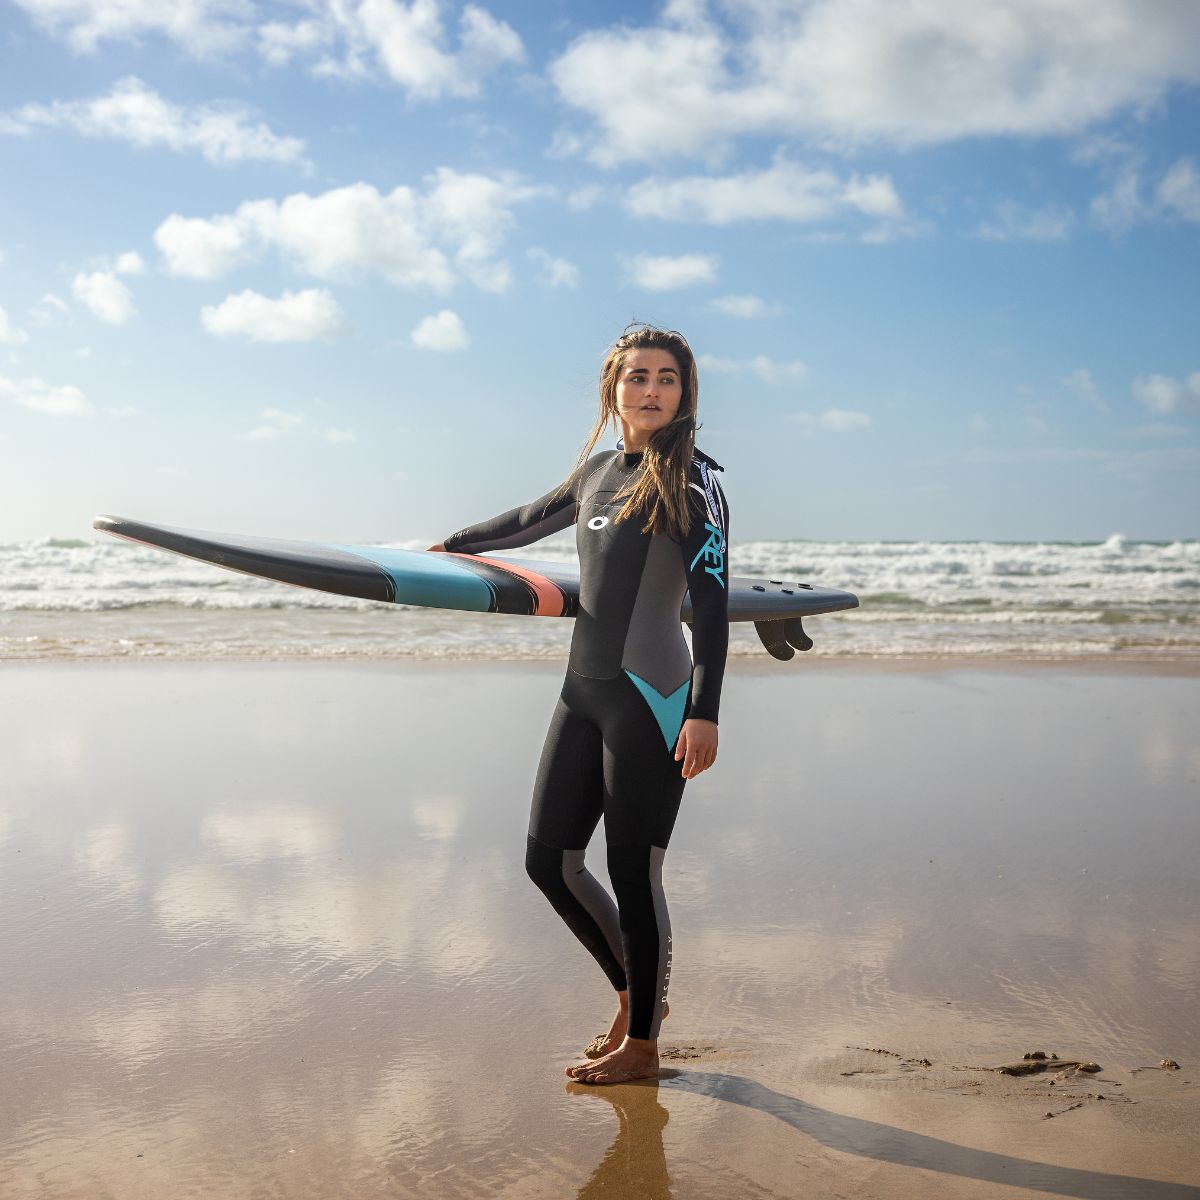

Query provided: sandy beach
[1,658,1197,1198]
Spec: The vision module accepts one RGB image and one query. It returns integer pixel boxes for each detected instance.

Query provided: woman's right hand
[426,542,448,552]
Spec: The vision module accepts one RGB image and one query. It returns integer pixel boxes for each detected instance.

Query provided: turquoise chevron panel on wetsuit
[624,669,691,750]
[328,544,495,611]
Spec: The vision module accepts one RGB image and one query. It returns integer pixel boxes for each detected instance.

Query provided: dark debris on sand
[977,1051,1103,1078]
[835,1047,1149,1119]
[660,1044,720,1061]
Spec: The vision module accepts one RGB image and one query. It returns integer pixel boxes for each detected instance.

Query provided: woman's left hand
[674,718,718,779]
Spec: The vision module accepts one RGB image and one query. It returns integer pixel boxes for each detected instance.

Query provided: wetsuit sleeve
[442,453,602,554]
[681,461,730,724]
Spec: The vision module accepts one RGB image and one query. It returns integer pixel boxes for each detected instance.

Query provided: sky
[1,0,1198,544]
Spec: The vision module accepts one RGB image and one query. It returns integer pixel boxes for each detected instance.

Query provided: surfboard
[93,515,858,656]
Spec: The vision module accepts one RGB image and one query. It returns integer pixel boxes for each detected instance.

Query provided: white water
[2,532,1197,661]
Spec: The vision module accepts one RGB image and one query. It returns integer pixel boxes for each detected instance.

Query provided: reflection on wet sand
[569,1082,673,1200]
[0,662,1197,1198]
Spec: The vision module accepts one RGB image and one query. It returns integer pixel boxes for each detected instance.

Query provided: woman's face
[614,347,684,442]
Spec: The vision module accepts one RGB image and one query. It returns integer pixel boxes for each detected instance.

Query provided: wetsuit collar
[615,436,644,469]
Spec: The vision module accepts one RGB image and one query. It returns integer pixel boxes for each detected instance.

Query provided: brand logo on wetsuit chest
[587,515,609,530]
[690,523,726,587]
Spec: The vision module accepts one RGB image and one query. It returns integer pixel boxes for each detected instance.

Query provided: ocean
[2,532,1197,662]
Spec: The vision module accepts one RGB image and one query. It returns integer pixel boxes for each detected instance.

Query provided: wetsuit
[443,446,729,1040]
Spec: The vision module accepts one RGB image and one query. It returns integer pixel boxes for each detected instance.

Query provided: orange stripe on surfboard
[446,553,568,616]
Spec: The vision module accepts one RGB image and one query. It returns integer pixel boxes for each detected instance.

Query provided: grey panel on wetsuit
[649,846,672,1039]
[444,446,732,724]
[570,458,657,680]
[562,849,624,970]
[620,531,692,697]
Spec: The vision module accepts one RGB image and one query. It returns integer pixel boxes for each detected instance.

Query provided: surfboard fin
[784,617,813,652]
[755,620,794,660]
[754,617,814,660]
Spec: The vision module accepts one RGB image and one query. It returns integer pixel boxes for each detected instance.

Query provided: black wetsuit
[443,446,730,1039]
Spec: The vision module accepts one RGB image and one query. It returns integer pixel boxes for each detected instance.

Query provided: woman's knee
[525,834,562,893]
[605,843,654,901]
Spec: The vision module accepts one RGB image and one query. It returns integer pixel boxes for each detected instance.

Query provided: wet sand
[1,660,1198,1198]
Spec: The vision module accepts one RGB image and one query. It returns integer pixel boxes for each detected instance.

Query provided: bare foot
[567,1038,660,1086]
[583,999,669,1060]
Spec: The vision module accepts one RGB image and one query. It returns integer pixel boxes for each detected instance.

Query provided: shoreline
[7,652,1200,676]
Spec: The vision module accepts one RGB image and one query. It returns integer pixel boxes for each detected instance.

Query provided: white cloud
[0,374,91,416]
[527,247,579,289]
[708,294,776,319]
[242,407,307,440]
[201,288,349,342]
[628,157,903,225]
[1090,162,1144,232]
[154,213,253,279]
[114,250,145,275]
[859,219,930,245]
[786,408,873,434]
[0,306,29,345]
[155,171,537,293]
[1157,158,1200,222]
[1133,371,1200,415]
[424,167,540,291]
[72,270,135,324]
[334,0,524,97]
[550,1,1200,163]
[623,252,716,291]
[700,353,805,386]
[238,408,357,442]
[970,413,992,434]
[411,308,469,350]
[567,184,602,212]
[32,293,71,323]
[0,77,308,167]
[1024,407,1050,434]
[10,0,249,55]
[978,200,1074,241]
[1085,151,1200,232]
[10,0,524,98]
[107,403,137,418]
[1064,367,1105,410]
[257,18,324,66]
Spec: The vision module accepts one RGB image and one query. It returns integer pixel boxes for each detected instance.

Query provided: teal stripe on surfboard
[328,543,496,612]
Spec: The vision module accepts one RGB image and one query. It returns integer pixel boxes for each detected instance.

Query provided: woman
[428,325,729,1085]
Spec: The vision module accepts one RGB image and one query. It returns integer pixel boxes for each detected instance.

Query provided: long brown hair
[556,323,700,539]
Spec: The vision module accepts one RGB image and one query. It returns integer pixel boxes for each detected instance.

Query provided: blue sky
[1,0,1198,543]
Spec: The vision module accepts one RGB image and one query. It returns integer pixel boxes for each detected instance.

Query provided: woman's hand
[674,718,718,779]
[426,542,448,552]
